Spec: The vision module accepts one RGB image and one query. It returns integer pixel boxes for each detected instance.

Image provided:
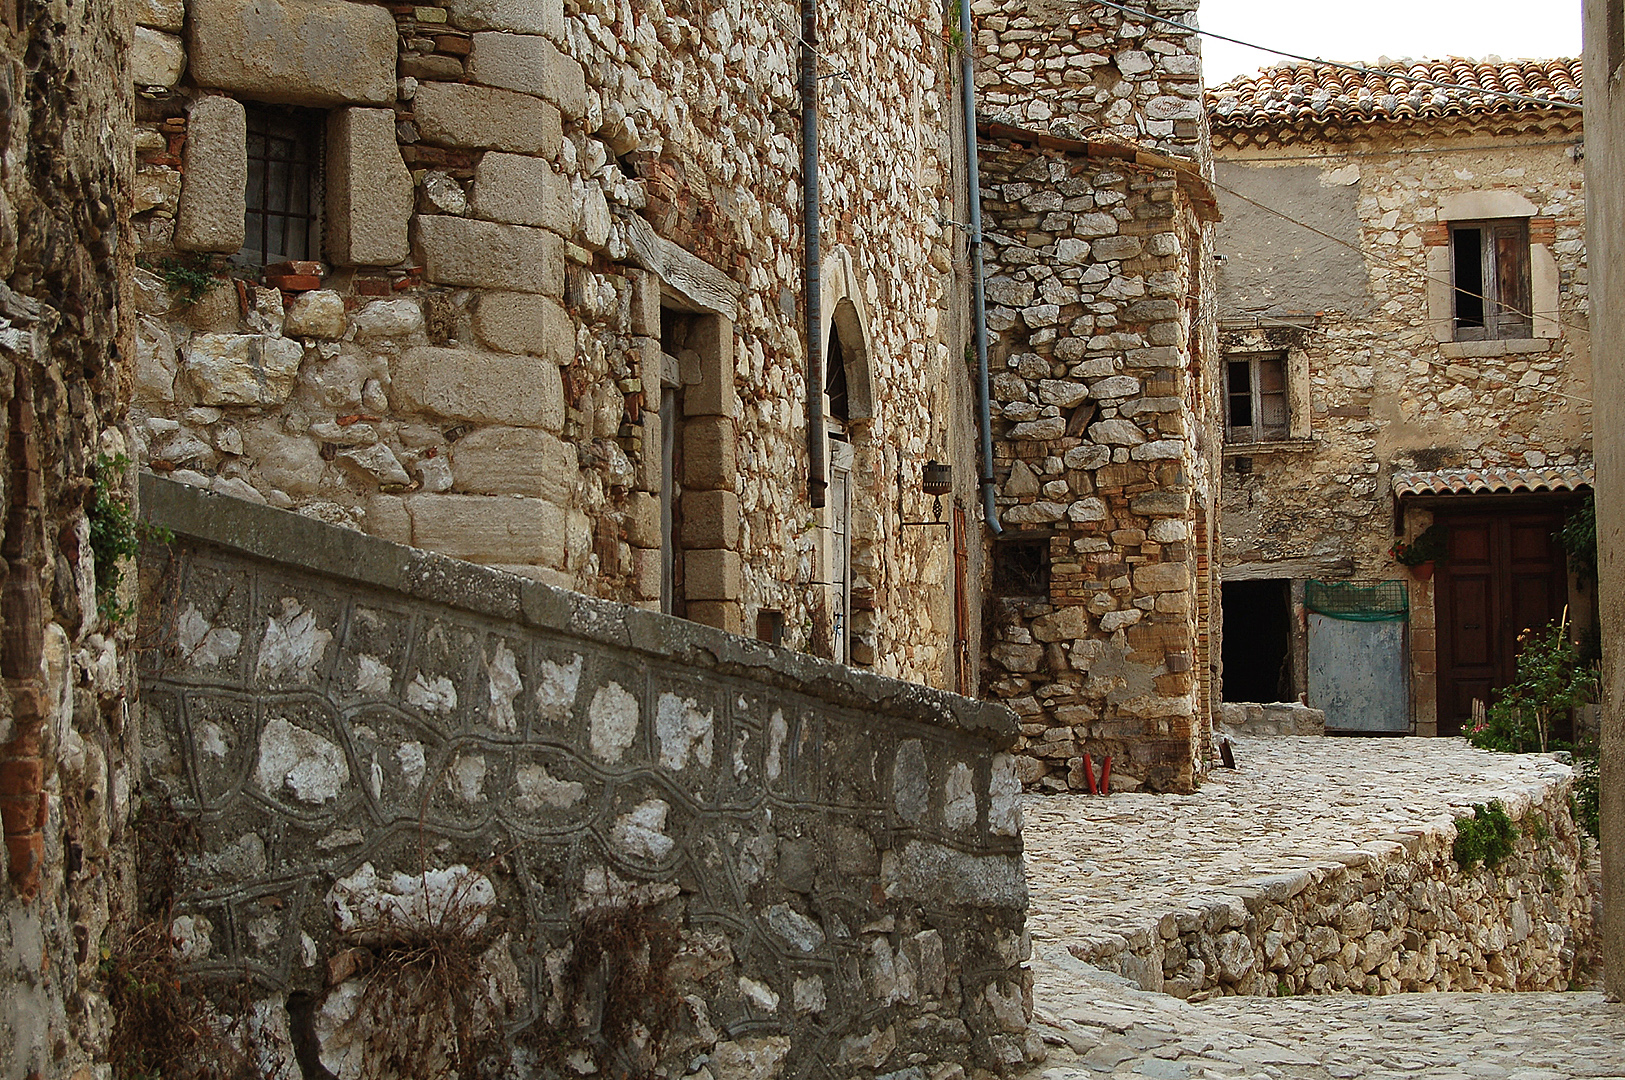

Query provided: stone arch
[820,248,876,425]
[817,248,880,664]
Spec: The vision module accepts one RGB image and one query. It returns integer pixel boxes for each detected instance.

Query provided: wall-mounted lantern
[900,460,952,526]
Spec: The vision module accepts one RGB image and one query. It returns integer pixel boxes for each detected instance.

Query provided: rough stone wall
[136,475,1038,1077]
[1214,702,1323,736]
[1071,776,1594,999]
[1215,135,1590,576]
[1213,122,1591,728]
[129,0,978,689]
[973,0,1208,165]
[0,3,141,1077]
[1581,0,1625,1003]
[976,133,1220,795]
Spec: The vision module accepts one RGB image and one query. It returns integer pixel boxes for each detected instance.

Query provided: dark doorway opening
[1222,579,1292,702]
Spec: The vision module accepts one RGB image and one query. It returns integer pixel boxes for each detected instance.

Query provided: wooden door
[953,503,969,695]
[1434,507,1567,735]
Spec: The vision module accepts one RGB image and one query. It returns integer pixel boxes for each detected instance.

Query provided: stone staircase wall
[135,475,1039,1077]
[1067,777,1594,999]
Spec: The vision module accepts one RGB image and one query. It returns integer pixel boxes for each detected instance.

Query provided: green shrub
[89,454,172,625]
[1453,800,1516,871]
[1573,746,1600,841]
[1466,618,1597,754]
[1558,494,1597,581]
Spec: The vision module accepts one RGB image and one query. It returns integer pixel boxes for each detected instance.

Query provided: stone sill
[1222,439,1317,456]
[1439,337,1557,359]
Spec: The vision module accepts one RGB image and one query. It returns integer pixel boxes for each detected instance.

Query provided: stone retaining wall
[1069,775,1593,999]
[135,475,1039,1077]
[1214,702,1324,736]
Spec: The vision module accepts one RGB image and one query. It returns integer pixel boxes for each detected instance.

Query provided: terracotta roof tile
[1208,58,1582,130]
[1390,465,1592,497]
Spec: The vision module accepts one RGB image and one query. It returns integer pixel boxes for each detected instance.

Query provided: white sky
[1198,0,1583,86]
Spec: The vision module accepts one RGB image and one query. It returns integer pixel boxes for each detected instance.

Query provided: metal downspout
[959,0,1001,535]
[802,0,826,510]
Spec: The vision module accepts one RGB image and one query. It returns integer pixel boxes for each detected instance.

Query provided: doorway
[1434,504,1569,736]
[1221,579,1292,702]
[827,438,853,665]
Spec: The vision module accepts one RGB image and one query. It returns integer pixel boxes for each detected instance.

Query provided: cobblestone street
[1018,737,1617,1078]
[1028,946,1625,1080]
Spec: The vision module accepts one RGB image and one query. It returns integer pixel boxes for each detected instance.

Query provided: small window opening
[756,609,785,645]
[993,538,1050,596]
[1453,226,1485,329]
[826,322,850,424]
[1450,219,1532,340]
[1225,353,1287,443]
[242,104,323,269]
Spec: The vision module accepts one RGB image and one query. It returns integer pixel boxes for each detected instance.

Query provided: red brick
[0,758,42,798]
[268,274,323,292]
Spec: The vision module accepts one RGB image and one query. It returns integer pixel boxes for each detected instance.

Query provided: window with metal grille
[1451,219,1532,340]
[992,538,1050,596]
[241,104,323,268]
[1225,353,1287,443]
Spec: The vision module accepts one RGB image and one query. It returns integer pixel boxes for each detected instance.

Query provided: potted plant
[1391,523,1449,580]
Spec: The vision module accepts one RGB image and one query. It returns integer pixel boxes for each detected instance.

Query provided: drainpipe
[802,0,826,510]
[959,0,1001,535]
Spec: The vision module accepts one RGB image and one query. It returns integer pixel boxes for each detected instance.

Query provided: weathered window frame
[1449,218,1532,341]
[1425,190,1560,348]
[1224,352,1289,444]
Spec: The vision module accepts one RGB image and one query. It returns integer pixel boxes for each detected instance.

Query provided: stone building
[0,1,141,1076]
[973,0,1225,794]
[1580,0,1625,1004]
[1208,59,1593,736]
[129,0,985,692]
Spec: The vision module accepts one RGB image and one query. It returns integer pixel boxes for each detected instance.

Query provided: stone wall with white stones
[128,0,979,689]
[135,474,1038,1077]
[977,129,1223,796]
[973,0,1209,165]
[1067,772,1594,999]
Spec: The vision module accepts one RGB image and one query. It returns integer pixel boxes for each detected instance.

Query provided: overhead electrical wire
[1209,177,1591,341]
[1214,310,1593,405]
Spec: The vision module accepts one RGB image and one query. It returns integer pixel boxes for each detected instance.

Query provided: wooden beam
[1221,557,1356,582]
[618,211,741,322]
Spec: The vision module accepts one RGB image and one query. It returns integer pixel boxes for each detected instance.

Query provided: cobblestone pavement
[1016,737,1615,1079]
[1023,736,1581,956]
[1028,946,1625,1080]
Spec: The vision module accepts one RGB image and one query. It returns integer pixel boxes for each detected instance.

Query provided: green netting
[1305,579,1409,622]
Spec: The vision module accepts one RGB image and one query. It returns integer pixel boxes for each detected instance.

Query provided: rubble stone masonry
[129,0,980,690]
[973,0,1223,794]
[0,1,141,1076]
[1212,101,1591,730]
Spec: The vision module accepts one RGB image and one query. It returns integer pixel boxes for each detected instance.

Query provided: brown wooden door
[1434,507,1567,735]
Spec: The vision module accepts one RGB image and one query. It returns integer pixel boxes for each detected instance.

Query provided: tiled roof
[1390,465,1592,497]
[1208,58,1582,130]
